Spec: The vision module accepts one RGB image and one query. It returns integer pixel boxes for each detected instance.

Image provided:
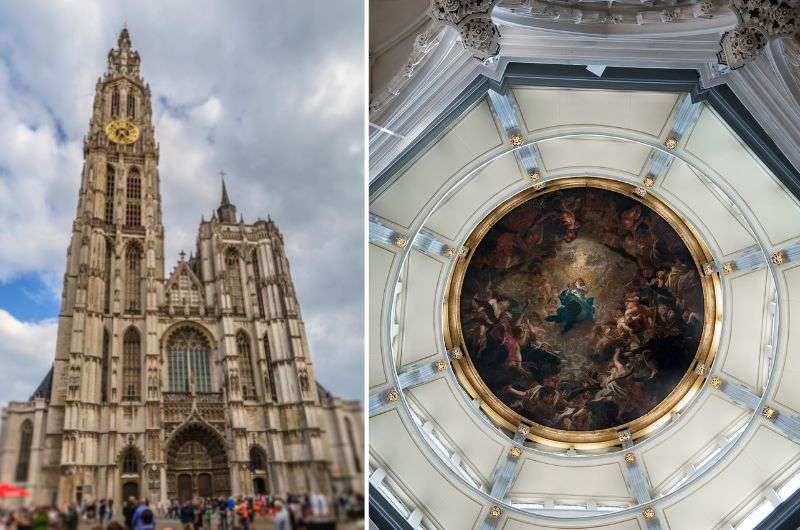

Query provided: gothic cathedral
[0,29,363,506]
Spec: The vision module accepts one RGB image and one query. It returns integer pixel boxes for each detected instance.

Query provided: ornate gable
[164,260,206,316]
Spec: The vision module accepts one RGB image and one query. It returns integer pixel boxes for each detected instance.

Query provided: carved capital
[428,1,500,60]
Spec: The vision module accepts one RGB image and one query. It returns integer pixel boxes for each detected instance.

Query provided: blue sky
[0,1,364,404]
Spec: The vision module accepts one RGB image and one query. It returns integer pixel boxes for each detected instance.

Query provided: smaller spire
[216,170,237,223]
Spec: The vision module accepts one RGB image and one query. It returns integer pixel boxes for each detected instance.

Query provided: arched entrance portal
[166,423,230,501]
[249,445,269,495]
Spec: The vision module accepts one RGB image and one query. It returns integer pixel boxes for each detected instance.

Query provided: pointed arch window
[126,168,141,227]
[104,238,114,313]
[263,335,278,402]
[127,92,136,119]
[251,249,265,317]
[168,327,211,393]
[15,420,33,482]
[125,243,142,313]
[105,165,116,224]
[225,248,244,314]
[122,328,141,401]
[249,446,266,472]
[344,417,362,474]
[122,447,139,474]
[101,329,110,403]
[111,88,120,118]
[237,331,256,400]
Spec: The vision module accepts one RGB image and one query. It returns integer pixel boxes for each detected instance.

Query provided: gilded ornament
[664,136,678,150]
[722,262,734,274]
[643,506,656,519]
[634,187,647,198]
[702,262,716,276]
[393,235,409,248]
[386,388,399,403]
[517,423,531,436]
[531,182,546,192]
[624,452,636,464]
[509,133,524,147]
[617,430,631,443]
[528,169,541,181]
[694,362,706,376]
[105,119,140,145]
[449,347,464,360]
[643,174,655,188]
[442,247,455,258]
[771,251,785,265]
[488,505,502,518]
[709,376,721,389]
[762,406,777,421]
[434,359,447,372]
[509,446,522,459]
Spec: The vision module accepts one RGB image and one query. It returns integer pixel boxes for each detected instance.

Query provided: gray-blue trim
[371,64,800,203]
[369,483,416,530]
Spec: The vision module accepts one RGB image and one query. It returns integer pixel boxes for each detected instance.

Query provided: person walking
[132,500,156,530]
[123,498,136,530]
[179,501,195,530]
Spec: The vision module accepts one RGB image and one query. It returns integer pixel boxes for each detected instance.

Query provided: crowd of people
[0,491,364,529]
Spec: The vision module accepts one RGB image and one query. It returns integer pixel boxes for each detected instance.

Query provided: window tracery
[225,248,244,314]
[122,327,141,401]
[126,168,141,227]
[111,88,120,117]
[168,327,211,393]
[237,331,256,400]
[263,335,278,402]
[251,249,265,317]
[15,420,32,482]
[127,92,136,119]
[105,164,115,224]
[125,242,142,313]
[122,448,139,474]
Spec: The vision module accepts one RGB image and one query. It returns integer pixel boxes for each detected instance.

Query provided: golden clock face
[105,119,140,145]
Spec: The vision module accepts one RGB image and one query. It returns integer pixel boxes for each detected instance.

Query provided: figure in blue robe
[545,280,595,333]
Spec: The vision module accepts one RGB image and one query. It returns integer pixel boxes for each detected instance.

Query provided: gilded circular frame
[443,177,722,449]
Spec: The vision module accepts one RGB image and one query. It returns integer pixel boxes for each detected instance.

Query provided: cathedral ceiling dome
[369,60,800,528]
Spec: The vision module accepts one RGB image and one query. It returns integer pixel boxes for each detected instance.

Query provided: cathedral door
[198,473,212,498]
[166,423,231,501]
[253,477,266,495]
[177,474,193,501]
[122,481,139,501]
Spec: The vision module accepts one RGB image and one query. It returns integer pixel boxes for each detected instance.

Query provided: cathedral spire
[107,26,140,77]
[217,171,237,223]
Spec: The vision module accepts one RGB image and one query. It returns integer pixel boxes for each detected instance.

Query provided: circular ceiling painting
[447,179,719,447]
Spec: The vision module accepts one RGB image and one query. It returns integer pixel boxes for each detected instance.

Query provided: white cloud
[0,310,57,405]
[0,1,365,400]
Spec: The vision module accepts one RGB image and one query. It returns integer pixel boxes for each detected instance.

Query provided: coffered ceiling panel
[662,425,800,529]
[409,377,506,481]
[514,87,679,138]
[371,409,485,529]
[720,269,770,391]
[659,159,756,257]
[640,392,748,490]
[425,154,524,242]
[371,100,502,229]
[537,137,651,177]
[510,460,631,500]
[773,263,800,414]
[369,243,395,388]
[684,108,800,246]
[398,249,443,367]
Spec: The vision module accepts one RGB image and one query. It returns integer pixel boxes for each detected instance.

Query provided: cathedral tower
[0,28,362,507]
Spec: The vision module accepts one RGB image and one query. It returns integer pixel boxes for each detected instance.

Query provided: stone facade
[0,29,362,507]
